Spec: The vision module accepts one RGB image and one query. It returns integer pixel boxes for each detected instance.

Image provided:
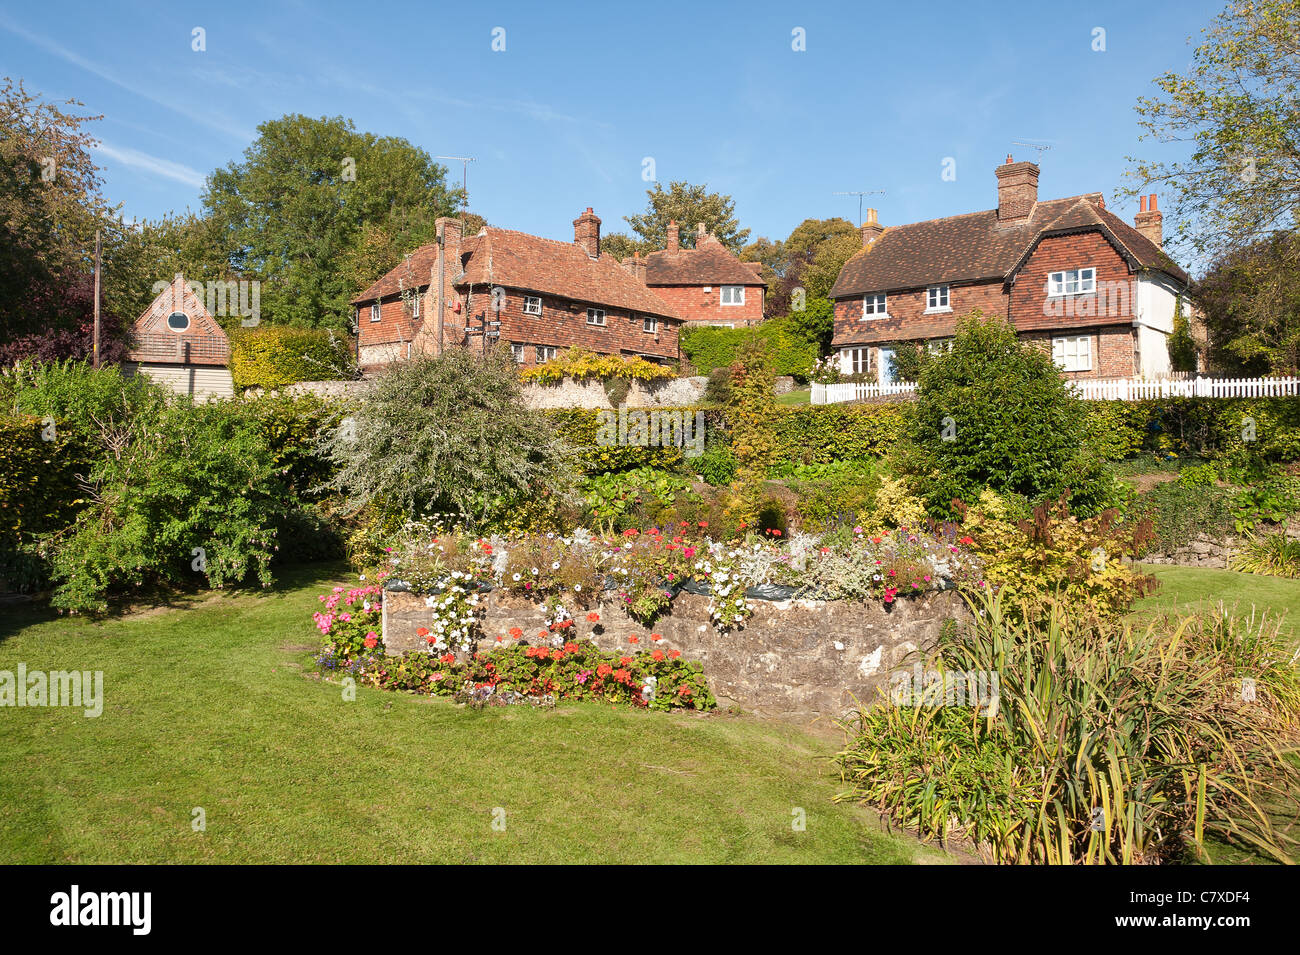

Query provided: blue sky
[1,0,1220,253]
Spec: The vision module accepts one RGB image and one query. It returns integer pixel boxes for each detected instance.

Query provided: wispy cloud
[93,141,206,188]
[0,15,255,142]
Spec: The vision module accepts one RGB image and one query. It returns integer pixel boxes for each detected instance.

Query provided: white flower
[513,573,521,581]
[833,641,845,651]
[551,561,560,570]
[574,584,582,592]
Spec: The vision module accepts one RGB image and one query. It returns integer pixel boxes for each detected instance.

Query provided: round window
[167,311,190,331]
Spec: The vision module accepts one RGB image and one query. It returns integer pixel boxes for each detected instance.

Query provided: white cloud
[93,141,206,188]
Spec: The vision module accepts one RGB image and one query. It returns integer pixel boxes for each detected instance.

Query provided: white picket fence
[811,376,1300,405]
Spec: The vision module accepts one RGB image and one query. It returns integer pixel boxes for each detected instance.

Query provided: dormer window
[1048,268,1096,297]
[720,285,744,306]
[925,285,950,312]
[862,293,887,318]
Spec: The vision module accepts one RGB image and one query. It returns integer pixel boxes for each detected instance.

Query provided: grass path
[0,564,939,864]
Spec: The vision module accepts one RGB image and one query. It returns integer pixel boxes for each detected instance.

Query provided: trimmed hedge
[1082,398,1300,463]
[681,317,817,380]
[770,404,904,465]
[229,326,354,390]
[545,407,724,474]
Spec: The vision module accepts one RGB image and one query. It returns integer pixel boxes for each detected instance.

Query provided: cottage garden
[3,313,1300,864]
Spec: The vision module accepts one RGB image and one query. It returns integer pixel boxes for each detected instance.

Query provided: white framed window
[511,344,526,363]
[642,315,657,333]
[926,338,952,354]
[1052,335,1092,372]
[1048,268,1096,297]
[586,308,606,326]
[411,291,421,318]
[523,295,542,316]
[720,285,744,306]
[370,302,381,322]
[842,347,871,375]
[535,345,557,363]
[862,293,887,318]
[166,311,190,332]
[926,285,950,312]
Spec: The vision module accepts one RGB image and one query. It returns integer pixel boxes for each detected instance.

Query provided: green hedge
[769,404,905,465]
[1083,398,1300,463]
[681,317,817,380]
[229,326,354,390]
[545,407,725,474]
[0,415,89,590]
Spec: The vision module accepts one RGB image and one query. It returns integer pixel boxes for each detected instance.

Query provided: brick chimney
[696,222,707,244]
[860,208,884,247]
[995,154,1039,221]
[1134,193,1163,248]
[573,207,601,258]
[667,219,679,252]
[622,251,647,285]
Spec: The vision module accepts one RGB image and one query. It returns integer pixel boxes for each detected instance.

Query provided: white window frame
[523,295,542,316]
[862,293,887,319]
[642,315,657,333]
[511,344,526,364]
[370,302,381,322]
[535,345,557,364]
[926,338,952,355]
[411,290,421,318]
[925,285,950,313]
[1048,268,1096,297]
[720,285,745,306]
[1052,335,1092,372]
[842,347,871,375]
[586,308,606,326]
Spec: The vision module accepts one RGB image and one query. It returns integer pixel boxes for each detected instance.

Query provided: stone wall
[382,588,969,724]
[1141,517,1300,569]
[521,375,707,410]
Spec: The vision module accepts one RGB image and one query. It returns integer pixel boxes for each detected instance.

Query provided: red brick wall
[831,280,1007,347]
[358,293,423,349]
[458,287,679,367]
[1019,327,1136,379]
[650,284,764,327]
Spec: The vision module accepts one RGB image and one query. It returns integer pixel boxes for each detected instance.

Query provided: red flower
[417,627,430,637]
[586,612,600,622]
[613,668,631,684]
[698,521,708,528]
[959,536,974,546]
[629,635,639,644]
[509,627,523,639]
[652,649,665,661]
[537,630,548,640]
[620,656,633,665]
[623,528,639,537]
[651,633,662,641]
[564,642,580,654]
[426,635,437,645]
[363,635,378,649]
[596,663,613,677]
[440,653,456,664]
[668,649,681,659]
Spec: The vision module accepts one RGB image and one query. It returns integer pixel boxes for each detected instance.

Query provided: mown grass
[0,563,938,864]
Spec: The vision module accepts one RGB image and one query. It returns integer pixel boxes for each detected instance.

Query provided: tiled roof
[829,194,1188,298]
[460,228,682,320]
[352,243,439,304]
[644,235,765,286]
[126,274,230,367]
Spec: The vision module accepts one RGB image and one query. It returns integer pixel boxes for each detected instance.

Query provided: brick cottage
[640,220,766,328]
[352,209,684,371]
[828,156,1192,382]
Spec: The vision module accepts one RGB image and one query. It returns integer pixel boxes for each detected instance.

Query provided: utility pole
[92,230,102,368]
[833,190,885,224]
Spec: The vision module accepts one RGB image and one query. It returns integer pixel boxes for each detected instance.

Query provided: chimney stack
[1134,193,1163,248]
[573,207,601,258]
[995,154,1039,221]
[667,219,679,253]
[860,208,884,248]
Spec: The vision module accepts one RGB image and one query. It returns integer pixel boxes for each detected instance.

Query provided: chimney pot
[860,209,884,248]
[1134,193,1163,249]
[1139,195,1147,213]
[1149,194,1157,211]
[573,207,601,258]
[667,220,679,253]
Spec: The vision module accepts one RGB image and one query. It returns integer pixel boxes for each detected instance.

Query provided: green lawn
[776,387,811,405]
[0,564,939,864]
[1133,563,1300,639]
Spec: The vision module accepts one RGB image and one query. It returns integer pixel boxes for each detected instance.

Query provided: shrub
[519,348,674,385]
[233,392,343,497]
[704,366,732,404]
[727,339,779,473]
[318,348,572,527]
[833,592,1300,864]
[959,489,1153,619]
[777,460,881,532]
[228,326,354,390]
[4,358,168,444]
[1231,532,1300,577]
[898,314,1115,517]
[692,441,738,486]
[544,407,692,474]
[681,316,817,380]
[40,400,290,613]
[581,467,700,532]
